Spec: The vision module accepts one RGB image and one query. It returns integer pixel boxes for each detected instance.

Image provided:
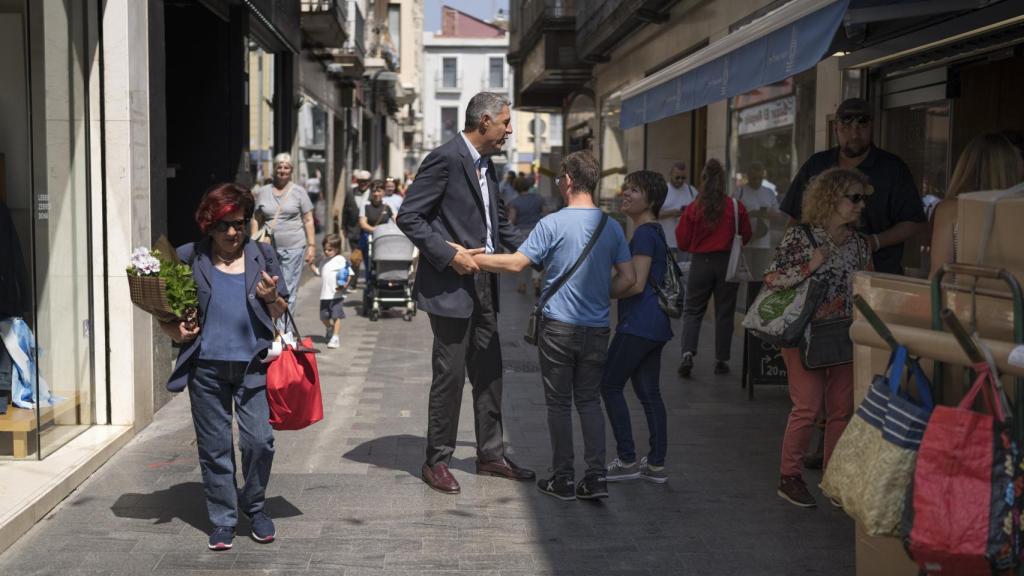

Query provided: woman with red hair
[160,183,288,551]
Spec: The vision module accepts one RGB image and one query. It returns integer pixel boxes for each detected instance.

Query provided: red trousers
[779,347,854,477]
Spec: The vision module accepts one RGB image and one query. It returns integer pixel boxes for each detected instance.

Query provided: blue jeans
[276,247,305,331]
[601,333,668,466]
[538,318,609,479]
[188,360,275,528]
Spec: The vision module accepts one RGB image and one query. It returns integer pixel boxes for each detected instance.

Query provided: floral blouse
[763,224,872,321]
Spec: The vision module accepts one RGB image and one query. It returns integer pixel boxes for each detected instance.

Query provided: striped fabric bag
[821,346,934,536]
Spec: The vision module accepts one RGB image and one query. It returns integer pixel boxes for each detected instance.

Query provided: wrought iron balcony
[508,0,590,109]
[509,0,576,62]
[300,0,348,48]
[575,0,678,63]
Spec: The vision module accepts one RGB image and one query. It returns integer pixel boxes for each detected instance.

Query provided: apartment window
[489,57,504,89]
[441,107,459,143]
[442,57,457,88]
[388,4,401,58]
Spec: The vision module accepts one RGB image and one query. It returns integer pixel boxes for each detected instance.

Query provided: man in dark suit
[397,92,534,494]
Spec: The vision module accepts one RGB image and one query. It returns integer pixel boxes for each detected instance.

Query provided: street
[0,274,853,575]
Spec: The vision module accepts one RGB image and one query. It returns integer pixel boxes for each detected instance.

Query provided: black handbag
[525,213,609,345]
[800,317,853,369]
[647,224,684,319]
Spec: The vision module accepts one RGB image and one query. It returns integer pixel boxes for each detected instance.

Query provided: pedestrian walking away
[251,152,315,328]
[473,150,635,502]
[779,98,925,275]
[765,168,872,508]
[396,91,535,495]
[160,183,289,550]
[675,159,752,378]
[603,170,673,484]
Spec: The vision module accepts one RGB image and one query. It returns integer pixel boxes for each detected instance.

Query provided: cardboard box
[957,185,1024,293]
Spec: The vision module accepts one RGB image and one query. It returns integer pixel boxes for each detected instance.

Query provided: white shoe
[327,335,340,349]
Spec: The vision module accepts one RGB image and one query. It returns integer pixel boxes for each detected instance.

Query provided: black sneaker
[207,526,235,551]
[249,511,275,543]
[714,361,730,374]
[576,475,609,500]
[777,475,816,508]
[537,475,575,501]
[677,352,694,378]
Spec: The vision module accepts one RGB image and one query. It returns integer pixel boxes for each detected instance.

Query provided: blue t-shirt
[616,223,673,342]
[199,268,259,362]
[519,208,632,328]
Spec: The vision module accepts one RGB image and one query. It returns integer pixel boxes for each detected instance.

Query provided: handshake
[447,241,485,275]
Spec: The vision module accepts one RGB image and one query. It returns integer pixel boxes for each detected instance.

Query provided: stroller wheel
[369,309,381,322]
[403,313,412,322]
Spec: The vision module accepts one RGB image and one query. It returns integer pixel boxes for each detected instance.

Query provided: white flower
[129,247,161,276]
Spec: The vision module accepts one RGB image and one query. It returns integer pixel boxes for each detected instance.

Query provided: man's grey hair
[465,92,511,131]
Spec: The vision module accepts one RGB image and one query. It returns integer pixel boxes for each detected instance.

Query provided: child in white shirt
[312,234,352,349]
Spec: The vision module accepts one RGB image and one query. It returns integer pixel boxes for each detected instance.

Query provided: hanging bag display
[525,213,608,345]
[741,225,827,347]
[902,360,1020,575]
[821,345,933,536]
[265,310,324,431]
[725,198,751,283]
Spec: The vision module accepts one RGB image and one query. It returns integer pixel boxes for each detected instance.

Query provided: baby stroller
[363,222,417,322]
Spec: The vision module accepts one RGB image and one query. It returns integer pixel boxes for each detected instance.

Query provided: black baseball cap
[836,98,871,120]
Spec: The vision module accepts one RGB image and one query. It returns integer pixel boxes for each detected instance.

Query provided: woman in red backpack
[160,183,288,551]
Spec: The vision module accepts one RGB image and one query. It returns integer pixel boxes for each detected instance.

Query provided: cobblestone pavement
[0,272,853,575]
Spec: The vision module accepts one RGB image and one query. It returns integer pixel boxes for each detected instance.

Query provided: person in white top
[311,234,353,349]
[734,163,783,250]
[659,161,699,258]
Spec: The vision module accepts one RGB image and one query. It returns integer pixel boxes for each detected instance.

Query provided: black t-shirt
[779,146,925,275]
[363,202,393,227]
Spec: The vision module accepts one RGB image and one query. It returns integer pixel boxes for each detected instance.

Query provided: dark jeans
[189,360,275,528]
[425,272,505,466]
[681,251,739,362]
[538,318,609,479]
[601,333,668,466]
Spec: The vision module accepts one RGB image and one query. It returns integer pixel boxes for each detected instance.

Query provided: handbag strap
[268,184,290,231]
[958,361,1006,421]
[534,212,608,314]
[732,198,739,236]
[647,223,682,291]
[886,346,934,409]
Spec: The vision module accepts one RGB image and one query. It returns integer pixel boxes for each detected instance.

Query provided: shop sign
[737,96,795,136]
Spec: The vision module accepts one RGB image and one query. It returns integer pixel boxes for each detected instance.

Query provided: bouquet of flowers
[126,239,198,328]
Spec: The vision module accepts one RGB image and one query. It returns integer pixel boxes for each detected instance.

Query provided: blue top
[509,193,545,229]
[519,208,632,328]
[616,223,673,342]
[199,267,259,362]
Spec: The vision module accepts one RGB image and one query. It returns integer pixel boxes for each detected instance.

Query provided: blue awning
[620,0,850,130]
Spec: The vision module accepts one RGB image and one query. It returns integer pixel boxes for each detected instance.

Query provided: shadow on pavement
[342,434,481,479]
[111,482,303,532]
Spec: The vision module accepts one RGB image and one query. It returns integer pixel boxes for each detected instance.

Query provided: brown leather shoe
[422,462,460,494]
[476,457,536,481]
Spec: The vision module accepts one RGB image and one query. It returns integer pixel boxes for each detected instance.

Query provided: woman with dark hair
[161,183,289,551]
[604,170,673,483]
[675,159,752,378]
[767,168,872,508]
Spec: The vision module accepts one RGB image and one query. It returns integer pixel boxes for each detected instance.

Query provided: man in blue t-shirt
[472,151,635,502]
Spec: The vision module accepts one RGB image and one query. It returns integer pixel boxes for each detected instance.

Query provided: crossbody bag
[800,228,854,369]
[524,212,609,345]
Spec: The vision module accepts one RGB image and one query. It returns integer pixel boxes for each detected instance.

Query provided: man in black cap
[779,98,925,274]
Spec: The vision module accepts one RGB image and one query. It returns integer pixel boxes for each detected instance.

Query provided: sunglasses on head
[845,193,868,204]
[214,219,247,233]
[838,115,871,128]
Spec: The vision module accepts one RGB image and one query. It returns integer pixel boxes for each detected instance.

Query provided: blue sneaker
[249,511,275,543]
[207,526,235,551]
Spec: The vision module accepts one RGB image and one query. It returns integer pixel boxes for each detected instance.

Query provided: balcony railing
[344,0,365,60]
[300,0,348,47]
[510,0,576,56]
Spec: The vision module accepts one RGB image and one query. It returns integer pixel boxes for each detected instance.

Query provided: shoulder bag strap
[732,198,739,236]
[268,185,290,231]
[534,212,609,313]
[648,223,682,289]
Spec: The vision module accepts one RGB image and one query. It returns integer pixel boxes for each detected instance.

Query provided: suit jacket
[397,135,522,318]
[165,239,288,392]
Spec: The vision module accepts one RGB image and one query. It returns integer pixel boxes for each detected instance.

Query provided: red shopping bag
[903,361,1021,575]
[266,336,323,431]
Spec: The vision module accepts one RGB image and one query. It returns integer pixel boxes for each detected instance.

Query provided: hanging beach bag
[741,225,826,347]
[266,310,324,431]
[821,345,933,536]
[902,360,1021,575]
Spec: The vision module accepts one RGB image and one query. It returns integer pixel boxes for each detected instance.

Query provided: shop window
[0,0,95,459]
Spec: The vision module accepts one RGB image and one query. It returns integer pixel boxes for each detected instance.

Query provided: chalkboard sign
[742,282,789,399]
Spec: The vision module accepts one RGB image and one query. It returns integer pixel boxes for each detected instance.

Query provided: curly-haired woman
[765,167,873,508]
[161,183,289,550]
[675,159,752,378]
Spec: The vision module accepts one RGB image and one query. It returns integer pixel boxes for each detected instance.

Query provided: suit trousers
[681,251,739,362]
[425,272,505,466]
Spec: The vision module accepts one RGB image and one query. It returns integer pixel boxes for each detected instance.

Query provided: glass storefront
[0,0,95,459]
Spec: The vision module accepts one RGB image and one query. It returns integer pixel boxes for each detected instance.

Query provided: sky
[424,0,510,33]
